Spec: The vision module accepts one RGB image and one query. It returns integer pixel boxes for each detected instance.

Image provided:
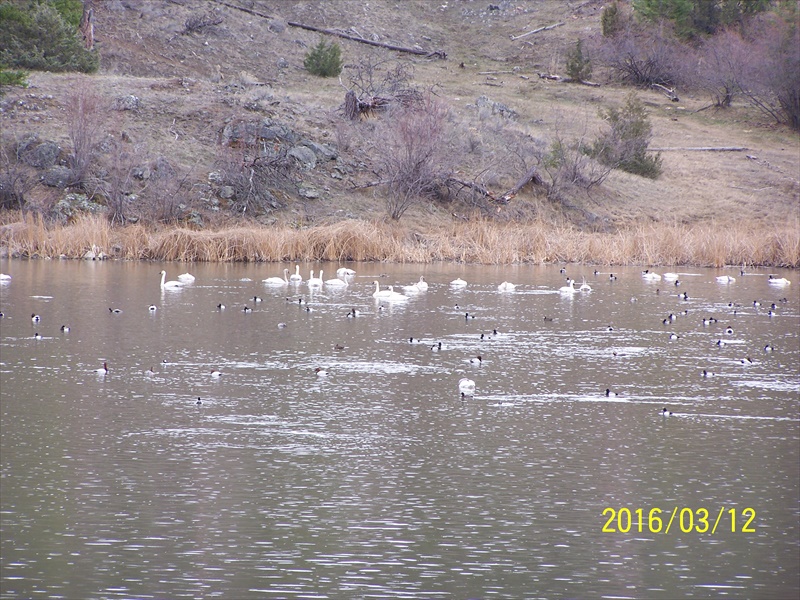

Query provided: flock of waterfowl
[1,265,792,415]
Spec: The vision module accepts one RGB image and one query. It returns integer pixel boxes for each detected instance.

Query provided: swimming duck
[315,367,328,377]
[31,313,41,323]
[764,344,774,353]
[661,407,673,417]
[211,369,222,378]
[60,325,70,332]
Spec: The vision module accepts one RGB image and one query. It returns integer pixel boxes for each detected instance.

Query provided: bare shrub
[737,16,800,130]
[143,159,195,224]
[213,146,292,217]
[374,94,453,220]
[342,54,420,120]
[0,136,37,210]
[693,28,751,107]
[89,137,138,224]
[65,88,106,187]
[594,17,688,88]
[542,127,612,202]
[182,11,223,35]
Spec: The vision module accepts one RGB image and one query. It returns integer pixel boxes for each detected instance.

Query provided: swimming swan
[372,281,395,298]
[160,271,183,290]
[450,278,468,287]
[289,265,303,283]
[716,275,736,284]
[459,377,476,396]
[642,270,662,282]
[768,275,791,286]
[497,281,516,292]
[415,276,429,291]
[263,269,290,285]
[336,267,356,278]
[579,278,592,292]
[307,270,324,287]
[559,279,577,294]
[325,275,349,287]
[177,272,195,283]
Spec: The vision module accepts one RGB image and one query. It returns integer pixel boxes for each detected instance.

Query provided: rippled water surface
[1,259,798,599]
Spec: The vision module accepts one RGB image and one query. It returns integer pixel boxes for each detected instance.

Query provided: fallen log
[511,22,564,41]
[446,177,497,201]
[212,0,446,59]
[647,147,748,152]
[500,165,545,202]
[287,21,447,59]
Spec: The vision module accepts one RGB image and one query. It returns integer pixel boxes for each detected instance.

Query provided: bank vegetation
[2,213,797,268]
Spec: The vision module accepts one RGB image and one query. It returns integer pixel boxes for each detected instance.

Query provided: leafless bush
[737,16,800,130]
[65,89,106,187]
[144,159,194,224]
[593,18,688,88]
[542,129,613,202]
[0,137,36,210]
[692,28,751,108]
[345,53,415,99]
[182,11,223,35]
[213,146,292,217]
[88,137,139,224]
[342,54,421,119]
[374,94,453,220]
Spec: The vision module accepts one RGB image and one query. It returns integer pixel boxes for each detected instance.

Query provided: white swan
[402,282,422,293]
[372,281,394,298]
[559,279,577,294]
[0,273,10,281]
[768,275,791,286]
[716,275,736,284]
[307,270,324,287]
[450,278,467,287]
[497,281,516,292]
[325,275,348,287]
[579,277,592,292]
[415,276,429,291]
[663,272,679,282]
[263,268,290,285]
[380,285,408,302]
[642,270,662,282]
[289,265,303,283]
[160,270,183,289]
[336,267,356,278]
[459,377,476,396]
[177,272,195,283]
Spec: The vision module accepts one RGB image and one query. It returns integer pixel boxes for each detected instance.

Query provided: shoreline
[1,214,798,268]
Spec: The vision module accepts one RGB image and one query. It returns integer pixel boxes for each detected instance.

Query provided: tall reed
[1,214,798,267]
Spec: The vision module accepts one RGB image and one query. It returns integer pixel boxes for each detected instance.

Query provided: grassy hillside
[1,0,798,264]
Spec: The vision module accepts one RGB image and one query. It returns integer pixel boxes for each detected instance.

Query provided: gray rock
[302,140,337,161]
[298,185,320,199]
[269,19,286,33]
[219,186,235,199]
[288,145,317,170]
[42,166,73,187]
[132,166,150,180]
[23,141,60,168]
[112,95,140,111]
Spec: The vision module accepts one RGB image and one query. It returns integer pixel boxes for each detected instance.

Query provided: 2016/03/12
[602,507,756,534]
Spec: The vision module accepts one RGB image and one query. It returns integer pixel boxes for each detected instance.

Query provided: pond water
[1,258,798,599]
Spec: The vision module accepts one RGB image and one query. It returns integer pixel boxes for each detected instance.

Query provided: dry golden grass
[2,214,797,267]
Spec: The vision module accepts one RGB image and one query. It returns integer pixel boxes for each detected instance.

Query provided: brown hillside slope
[1,0,798,262]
